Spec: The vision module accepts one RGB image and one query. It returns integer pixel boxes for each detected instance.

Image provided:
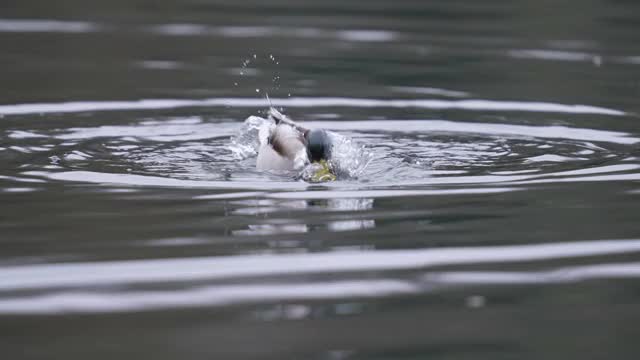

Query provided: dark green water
[1,1,640,359]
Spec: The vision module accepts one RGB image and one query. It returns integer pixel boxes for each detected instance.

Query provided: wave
[1,239,640,314]
[0,97,625,116]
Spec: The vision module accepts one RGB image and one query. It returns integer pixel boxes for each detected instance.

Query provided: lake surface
[1,0,640,358]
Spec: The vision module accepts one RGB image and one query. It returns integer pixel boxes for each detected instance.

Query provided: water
[1,1,640,358]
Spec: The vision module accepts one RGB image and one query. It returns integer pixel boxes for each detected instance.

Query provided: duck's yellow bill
[310,160,336,182]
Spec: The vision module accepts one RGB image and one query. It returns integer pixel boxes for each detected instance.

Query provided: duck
[256,108,332,172]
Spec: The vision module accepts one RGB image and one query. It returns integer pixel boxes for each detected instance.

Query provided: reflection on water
[231,197,375,235]
[2,0,640,359]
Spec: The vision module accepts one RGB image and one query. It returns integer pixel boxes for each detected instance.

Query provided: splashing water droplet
[327,132,373,178]
[229,116,274,160]
[230,113,371,181]
[256,89,260,93]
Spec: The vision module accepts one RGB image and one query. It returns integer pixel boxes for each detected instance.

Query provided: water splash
[232,54,283,98]
[228,115,273,159]
[229,109,372,181]
[327,131,373,178]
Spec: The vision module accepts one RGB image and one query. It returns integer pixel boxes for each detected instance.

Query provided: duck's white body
[256,121,307,171]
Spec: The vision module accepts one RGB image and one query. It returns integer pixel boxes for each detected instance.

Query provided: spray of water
[229,110,372,181]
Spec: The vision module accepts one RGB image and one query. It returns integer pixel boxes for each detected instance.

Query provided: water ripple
[0,97,625,116]
[1,239,640,314]
[0,19,101,33]
[4,111,637,189]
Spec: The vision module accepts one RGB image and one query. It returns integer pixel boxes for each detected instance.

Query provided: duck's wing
[268,108,308,134]
[269,124,306,160]
[257,124,307,171]
[268,107,288,124]
[257,143,297,170]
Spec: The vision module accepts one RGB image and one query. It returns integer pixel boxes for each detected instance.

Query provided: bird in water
[257,108,336,181]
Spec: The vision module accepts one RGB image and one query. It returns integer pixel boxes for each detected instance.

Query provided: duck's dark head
[304,129,331,162]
